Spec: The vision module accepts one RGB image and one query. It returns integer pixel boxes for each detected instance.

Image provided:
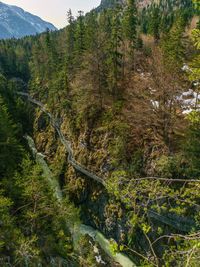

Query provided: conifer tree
[0,96,22,176]
[123,0,137,60]
[85,11,98,51]
[189,0,200,84]
[75,10,86,60]
[84,11,106,108]
[162,15,185,69]
[149,6,161,42]
[107,6,124,98]
[66,9,75,75]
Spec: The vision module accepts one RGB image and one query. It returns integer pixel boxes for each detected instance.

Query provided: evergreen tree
[162,14,186,69]
[85,11,98,51]
[184,111,200,177]
[0,96,22,176]
[84,11,106,108]
[107,6,124,98]
[123,0,137,59]
[75,11,86,60]
[189,1,200,84]
[149,6,161,42]
[66,9,75,76]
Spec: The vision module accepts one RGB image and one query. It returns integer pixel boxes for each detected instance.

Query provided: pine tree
[162,15,185,70]
[66,9,75,76]
[84,11,106,108]
[107,6,124,98]
[44,29,58,74]
[187,0,200,113]
[149,6,161,42]
[123,0,137,60]
[75,10,86,60]
[0,96,22,176]
[184,111,200,177]
[85,11,98,51]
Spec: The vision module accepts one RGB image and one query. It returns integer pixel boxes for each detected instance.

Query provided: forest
[0,0,200,266]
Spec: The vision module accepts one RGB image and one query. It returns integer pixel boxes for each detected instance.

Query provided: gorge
[0,0,200,266]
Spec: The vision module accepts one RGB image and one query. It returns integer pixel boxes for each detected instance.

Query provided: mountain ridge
[98,0,153,10]
[0,1,57,39]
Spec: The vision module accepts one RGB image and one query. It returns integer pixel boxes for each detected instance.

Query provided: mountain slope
[97,0,153,10]
[0,1,57,39]
[97,0,192,10]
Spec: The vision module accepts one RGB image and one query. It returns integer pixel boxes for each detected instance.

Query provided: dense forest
[0,0,200,266]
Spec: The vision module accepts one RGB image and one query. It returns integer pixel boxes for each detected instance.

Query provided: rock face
[98,0,153,10]
[97,0,125,10]
[0,1,57,39]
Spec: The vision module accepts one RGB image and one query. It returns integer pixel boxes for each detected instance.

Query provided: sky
[3,0,101,28]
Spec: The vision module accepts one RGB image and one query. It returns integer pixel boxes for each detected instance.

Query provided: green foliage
[183,111,200,177]
[193,0,200,11]
[0,96,23,176]
[189,28,200,84]
[192,29,200,49]
[123,0,137,54]
[75,11,86,59]
[140,0,194,38]
[0,77,78,265]
[0,156,79,266]
[107,6,124,98]
[0,1,199,266]
[161,14,186,69]
[128,149,144,175]
[109,239,119,255]
[164,237,200,267]
[184,16,200,179]
[149,6,161,41]
[155,154,187,178]
[141,223,151,234]
[108,121,129,165]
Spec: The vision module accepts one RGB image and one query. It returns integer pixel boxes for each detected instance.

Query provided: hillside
[0,0,199,266]
[98,0,153,10]
[0,1,56,39]
[98,0,193,10]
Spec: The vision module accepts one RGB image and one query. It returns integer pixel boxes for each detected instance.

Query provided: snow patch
[179,89,200,114]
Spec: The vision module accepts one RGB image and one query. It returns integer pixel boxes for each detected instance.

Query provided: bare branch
[125,245,158,267]
[133,177,200,183]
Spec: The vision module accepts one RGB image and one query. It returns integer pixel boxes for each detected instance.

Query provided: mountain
[0,1,57,39]
[97,0,153,10]
[96,0,124,10]
[98,0,194,10]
